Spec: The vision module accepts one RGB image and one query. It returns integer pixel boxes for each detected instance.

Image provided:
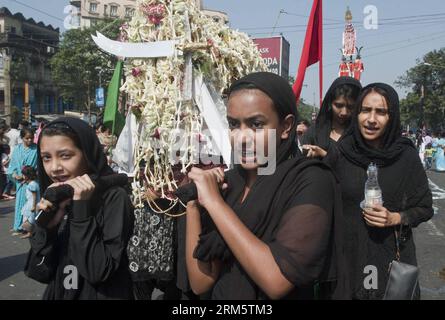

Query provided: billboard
[253,36,290,79]
[96,87,105,107]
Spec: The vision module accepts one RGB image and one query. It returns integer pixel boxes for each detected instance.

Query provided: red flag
[292,0,323,106]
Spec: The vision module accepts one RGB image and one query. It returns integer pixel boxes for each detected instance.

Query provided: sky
[1,0,445,105]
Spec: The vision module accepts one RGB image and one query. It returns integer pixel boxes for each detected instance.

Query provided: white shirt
[5,128,21,155]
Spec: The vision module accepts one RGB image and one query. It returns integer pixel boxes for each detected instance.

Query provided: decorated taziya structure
[93,0,266,213]
[338,7,364,81]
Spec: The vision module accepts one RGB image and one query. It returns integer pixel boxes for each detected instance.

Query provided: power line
[249,18,445,37]
[323,20,445,45]
[240,11,445,33]
[6,0,64,23]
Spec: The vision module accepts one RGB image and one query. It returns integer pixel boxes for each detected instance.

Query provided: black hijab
[338,83,415,168]
[37,117,113,193]
[194,72,348,299]
[303,77,362,150]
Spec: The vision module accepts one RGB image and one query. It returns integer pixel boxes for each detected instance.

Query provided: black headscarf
[194,72,348,299]
[302,76,362,150]
[37,117,113,193]
[226,72,300,163]
[338,83,415,168]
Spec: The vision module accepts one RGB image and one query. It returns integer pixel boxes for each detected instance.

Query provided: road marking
[426,220,445,237]
[429,179,445,201]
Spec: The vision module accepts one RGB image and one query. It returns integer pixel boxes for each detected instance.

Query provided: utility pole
[313,91,316,112]
[85,70,92,125]
[24,81,30,123]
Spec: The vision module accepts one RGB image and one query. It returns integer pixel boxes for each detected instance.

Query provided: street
[1,171,445,300]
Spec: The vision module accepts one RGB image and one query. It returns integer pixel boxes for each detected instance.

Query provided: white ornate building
[69,0,228,29]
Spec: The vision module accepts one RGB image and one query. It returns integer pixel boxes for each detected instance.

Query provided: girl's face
[40,135,89,183]
[227,89,293,171]
[331,96,354,126]
[23,133,34,147]
[358,91,390,147]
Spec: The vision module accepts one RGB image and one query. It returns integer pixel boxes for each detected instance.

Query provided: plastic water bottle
[364,162,383,207]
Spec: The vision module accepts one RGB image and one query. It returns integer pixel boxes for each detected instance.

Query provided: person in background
[7,127,37,235]
[5,122,21,156]
[302,77,362,159]
[1,143,14,200]
[424,143,434,170]
[295,119,311,153]
[34,118,49,144]
[434,132,445,172]
[0,121,10,195]
[19,165,39,239]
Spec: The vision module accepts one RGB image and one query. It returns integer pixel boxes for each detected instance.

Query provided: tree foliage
[50,19,123,111]
[396,48,445,131]
[297,99,317,123]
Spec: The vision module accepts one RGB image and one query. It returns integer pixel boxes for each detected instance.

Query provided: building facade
[69,0,228,29]
[0,7,62,124]
[69,0,137,28]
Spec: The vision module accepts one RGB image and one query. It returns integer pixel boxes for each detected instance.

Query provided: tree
[297,98,316,122]
[50,19,123,114]
[396,48,445,131]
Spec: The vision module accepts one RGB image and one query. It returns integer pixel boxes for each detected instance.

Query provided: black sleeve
[68,187,133,285]
[267,167,334,286]
[25,225,59,284]
[400,151,434,227]
[323,143,339,168]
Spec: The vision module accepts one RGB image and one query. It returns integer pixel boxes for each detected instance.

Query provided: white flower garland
[120,0,267,211]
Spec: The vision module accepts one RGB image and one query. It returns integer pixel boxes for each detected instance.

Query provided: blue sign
[96,87,105,107]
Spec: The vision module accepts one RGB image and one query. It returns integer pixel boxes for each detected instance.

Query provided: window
[10,26,16,34]
[125,7,135,18]
[89,3,97,13]
[110,5,118,17]
[104,5,108,16]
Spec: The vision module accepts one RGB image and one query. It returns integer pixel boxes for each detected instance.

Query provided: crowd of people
[403,130,445,171]
[9,72,436,300]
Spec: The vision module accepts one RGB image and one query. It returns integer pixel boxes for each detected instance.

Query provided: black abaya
[25,117,134,299]
[327,83,433,299]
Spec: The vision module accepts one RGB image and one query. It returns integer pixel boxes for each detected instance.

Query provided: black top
[27,186,134,299]
[194,158,348,300]
[212,163,343,299]
[326,146,433,299]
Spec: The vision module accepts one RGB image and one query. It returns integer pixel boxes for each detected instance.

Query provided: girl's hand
[64,175,96,201]
[362,205,401,228]
[302,145,328,158]
[14,174,23,181]
[38,182,71,229]
[187,167,228,209]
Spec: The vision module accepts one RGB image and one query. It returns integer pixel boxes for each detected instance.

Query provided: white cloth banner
[112,111,139,176]
[193,74,232,167]
[92,32,177,58]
